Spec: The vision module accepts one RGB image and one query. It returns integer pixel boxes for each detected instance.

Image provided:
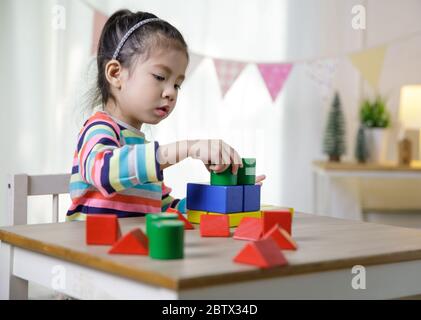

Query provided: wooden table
[312,161,421,221]
[3,212,421,299]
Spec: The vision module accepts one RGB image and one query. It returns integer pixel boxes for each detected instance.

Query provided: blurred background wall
[1,0,421,226]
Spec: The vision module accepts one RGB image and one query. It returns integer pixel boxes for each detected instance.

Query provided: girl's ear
[105,60,122,89]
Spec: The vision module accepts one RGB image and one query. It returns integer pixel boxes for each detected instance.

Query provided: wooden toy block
[208,211,261,227]
[186,183,243,213]
[200,214,230,237]
[233,217,263,241]
[108,228,148,255]
[149,220,184,260]
[210,165,238,186]
[166,207,195,230]
[237,158,256,185]
[145,213,178,235]
[86,214,121,245]
[262,225,297,250]
[261,205,294,217]
[187,210,207,224]
[262,210,292,235]
[243,184,261,212]
[233,238,288,268]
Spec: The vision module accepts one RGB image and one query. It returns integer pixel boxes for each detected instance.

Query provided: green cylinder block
[237,158,256,185]
[145,213,178,236]
[210,165,238,186]
[148,220,184,260]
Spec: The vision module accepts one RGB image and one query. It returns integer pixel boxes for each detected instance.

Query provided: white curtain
[2,0,421,225]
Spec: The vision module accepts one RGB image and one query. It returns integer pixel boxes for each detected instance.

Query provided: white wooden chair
[3,173,71,299]
[6,173,71,226]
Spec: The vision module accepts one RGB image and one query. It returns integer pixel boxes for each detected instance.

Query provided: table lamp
[399,85,421,164]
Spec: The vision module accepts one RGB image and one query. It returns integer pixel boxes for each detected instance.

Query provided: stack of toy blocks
[186,158,262,227]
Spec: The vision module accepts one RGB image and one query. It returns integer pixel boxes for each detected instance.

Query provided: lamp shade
[399,85,421,129]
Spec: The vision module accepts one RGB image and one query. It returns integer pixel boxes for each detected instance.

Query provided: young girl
[67,9,265,221]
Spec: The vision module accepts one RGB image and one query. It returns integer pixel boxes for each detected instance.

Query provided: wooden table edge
[0,229,179,290]
[4,227,421,290]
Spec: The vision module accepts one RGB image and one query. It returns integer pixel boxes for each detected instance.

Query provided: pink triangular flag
[257,63,293,102]
[91,10,109,56]
[213,59,246,97]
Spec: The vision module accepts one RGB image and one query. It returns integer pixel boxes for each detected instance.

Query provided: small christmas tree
[323,92,346,162]
[355,125,368,163]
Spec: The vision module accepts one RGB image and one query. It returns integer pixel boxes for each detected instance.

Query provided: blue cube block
[186,183,208,211]
[186,183,243,213]
[243,184,261,211]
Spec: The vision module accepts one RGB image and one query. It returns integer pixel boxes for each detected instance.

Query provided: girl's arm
[77,121,163,197]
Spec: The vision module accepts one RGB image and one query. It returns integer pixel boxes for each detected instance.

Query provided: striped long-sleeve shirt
[66,111,186,221]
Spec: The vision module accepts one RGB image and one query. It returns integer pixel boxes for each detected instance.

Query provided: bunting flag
[213,59,247,97]
[83,1,421,104]
[186,52,204,77]
[349,45,387,89]
[257,63,293,102]
[306,58,339,101]
[91,9,108,55]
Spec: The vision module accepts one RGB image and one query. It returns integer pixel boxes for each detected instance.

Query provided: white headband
[112,18,161,60]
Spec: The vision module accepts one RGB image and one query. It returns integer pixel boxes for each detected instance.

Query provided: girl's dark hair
[93,9,189,109]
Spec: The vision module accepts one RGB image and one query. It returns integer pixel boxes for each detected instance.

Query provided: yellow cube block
[208,211,262,227]
[187,210,207,224]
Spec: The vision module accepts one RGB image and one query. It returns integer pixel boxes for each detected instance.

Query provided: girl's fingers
[231,163,240,175]
[209,163,229,173]
[228,146,242,175]
[255,174,266,184]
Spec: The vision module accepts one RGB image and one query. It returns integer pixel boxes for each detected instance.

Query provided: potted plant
[359,96,391,163]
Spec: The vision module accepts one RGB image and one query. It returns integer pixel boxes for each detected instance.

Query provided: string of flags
[85,1,420,103]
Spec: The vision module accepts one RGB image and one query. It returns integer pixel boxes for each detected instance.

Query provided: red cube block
[262,210,292,235]
[86,214,121,245]
[200,214,230,237]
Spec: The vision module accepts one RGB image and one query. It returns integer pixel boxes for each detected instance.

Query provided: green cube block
[149,220,184,260]
[237,158,256,185]
[145,213,178,236]
[210,165,238,186]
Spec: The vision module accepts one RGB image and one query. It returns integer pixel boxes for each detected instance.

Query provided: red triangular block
[233,217,263,241]
[108,228,148,255]
[233,238,288,268]
[262,225,297,250]
[166,208,194,230]
[200,215,230,237]
[262,210,292,235]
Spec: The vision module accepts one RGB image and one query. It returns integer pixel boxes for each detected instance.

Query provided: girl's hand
[255,174,266,185]
[188,139,243,174]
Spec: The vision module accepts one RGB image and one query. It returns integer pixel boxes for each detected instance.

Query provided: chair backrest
[6,173,71,226]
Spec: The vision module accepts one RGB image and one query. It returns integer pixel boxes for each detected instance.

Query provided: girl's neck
[104,101,143,130]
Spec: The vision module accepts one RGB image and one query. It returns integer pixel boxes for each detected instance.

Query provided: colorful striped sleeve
[77,118,163,197]
[162,194,187,213]
[161,183,186,213]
